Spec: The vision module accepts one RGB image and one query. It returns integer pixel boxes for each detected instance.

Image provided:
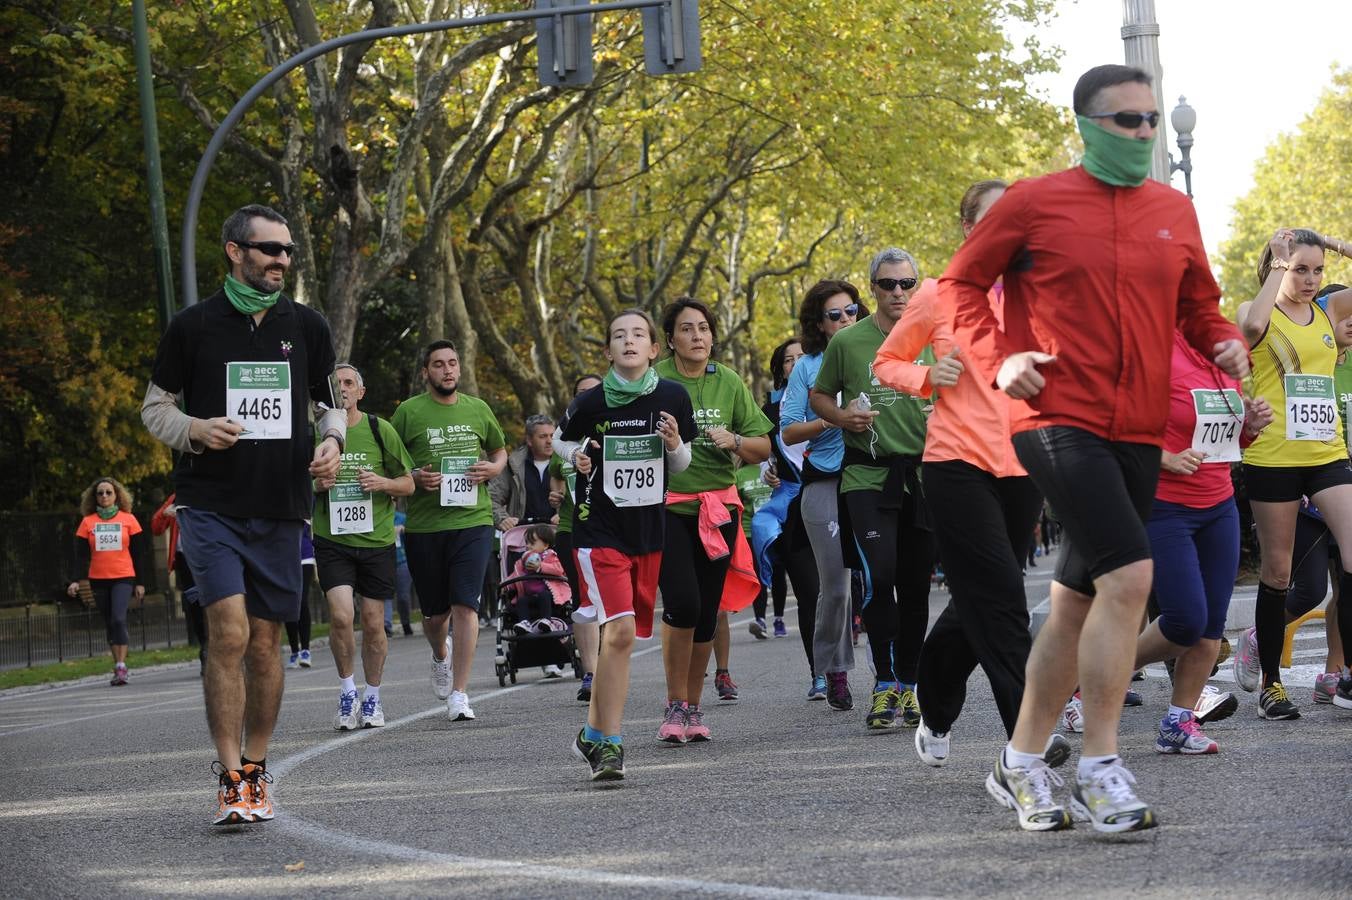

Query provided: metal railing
[0,594,192,670]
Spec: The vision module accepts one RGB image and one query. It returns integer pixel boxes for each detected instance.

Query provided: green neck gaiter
[602,366,658,408]
[1077,116,1156,187]
[96,505,118,520]
[223,274,281,315]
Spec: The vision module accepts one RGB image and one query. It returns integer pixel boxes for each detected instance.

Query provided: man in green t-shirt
[811,246,936,733]
[313,364,415,731]
[390,340,507,722]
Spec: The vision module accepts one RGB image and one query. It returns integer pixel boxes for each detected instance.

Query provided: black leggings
[916,462,1042,735]
[286,564,315,652]
[91,578,132,646]
[753,545,789,620]
[659,510,737,643]
[845,489,936,684]
[756,533,820,671]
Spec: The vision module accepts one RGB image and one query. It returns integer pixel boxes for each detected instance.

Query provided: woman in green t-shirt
[653,298,774,743]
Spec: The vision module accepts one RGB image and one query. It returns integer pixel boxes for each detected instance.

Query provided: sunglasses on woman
[872,277,917,292]
[234,240,299,258]
[823,304,860,322]
[1088,110,1160,129]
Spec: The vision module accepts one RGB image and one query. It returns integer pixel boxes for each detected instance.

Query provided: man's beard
[430,380,458,398]
[241,255,285,293]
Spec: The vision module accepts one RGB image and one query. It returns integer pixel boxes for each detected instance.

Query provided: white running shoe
[1070,761,1158,833]
[1193,684,1238,724]
[447,690,475,721]
[1061,694,1084,734]
[985,755,1071,832]
[914,720,950,767]
[543,664,564,678]
[334,689,359,731]
[430,637,452,700]
[1232,626,1260,693]
[359,694,385,728]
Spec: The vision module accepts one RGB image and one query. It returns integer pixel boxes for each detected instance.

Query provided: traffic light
[535,0,701,87]
[536,0,593,87]
[641,0,700,76]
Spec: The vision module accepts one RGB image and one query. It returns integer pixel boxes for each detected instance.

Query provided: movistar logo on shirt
[599,419,647,430]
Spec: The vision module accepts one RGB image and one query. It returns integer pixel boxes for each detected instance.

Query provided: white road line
[0,694,200,738]
[269,617,901,899]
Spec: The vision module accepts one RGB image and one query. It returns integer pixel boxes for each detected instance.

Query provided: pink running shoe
[1313,672,1340,704]
[658,700,689,743]
[1232,626,1260,693]
[685,705,711,741]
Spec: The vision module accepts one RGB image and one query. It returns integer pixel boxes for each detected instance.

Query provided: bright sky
[1015,0,1352,255]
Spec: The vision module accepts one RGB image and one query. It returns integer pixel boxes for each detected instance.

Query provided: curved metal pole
[180,0,663,307]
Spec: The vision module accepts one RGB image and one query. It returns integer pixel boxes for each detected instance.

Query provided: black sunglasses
[1089,110,1160,129]
[234,240,298,258]
[823,304,860,322]
[873,277,917,292]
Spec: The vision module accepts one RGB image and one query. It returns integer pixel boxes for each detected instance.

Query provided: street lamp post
[1170,96,1196,199]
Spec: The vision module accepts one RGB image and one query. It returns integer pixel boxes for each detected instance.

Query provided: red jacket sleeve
[1175,207,1244,356]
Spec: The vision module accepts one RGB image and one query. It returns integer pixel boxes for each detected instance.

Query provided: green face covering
[1077,116,1156,187]
[96,505,118,520]
[223,274,281,315]
[602,366,658,408]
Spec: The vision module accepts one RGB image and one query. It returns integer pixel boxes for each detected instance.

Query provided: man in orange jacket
[939,64,1249,834]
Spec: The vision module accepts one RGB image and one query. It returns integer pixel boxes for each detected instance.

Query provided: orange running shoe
[241,763,274,822]
[212,763,251,826]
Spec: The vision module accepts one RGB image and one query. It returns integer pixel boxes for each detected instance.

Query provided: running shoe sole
[1195,692,1238,725]
[1334,693,1352,710]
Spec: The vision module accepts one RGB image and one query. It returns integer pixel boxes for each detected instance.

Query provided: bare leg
[1078,559,1153,758]
[1134,618,1187,668]
[714,612,731,670]
[241,617,284,763]
[449,605,478,693]
[326,585,357,680]
[203,596,249,770]
[359,597,388,686]
[422,610,451,658]
[588,615,636,735]
[1010,582,1090,755]
[574,619,600,673]
[112,644,128,665]
[1171,638,1219,710]
[662,624,694,703]
[687,640,715,707]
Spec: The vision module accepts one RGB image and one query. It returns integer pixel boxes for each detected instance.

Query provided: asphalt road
[4,548,1351,899]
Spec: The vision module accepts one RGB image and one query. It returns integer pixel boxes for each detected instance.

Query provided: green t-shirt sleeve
[482,406,507,453]
[378,418,414,476]
[732,377,774,437]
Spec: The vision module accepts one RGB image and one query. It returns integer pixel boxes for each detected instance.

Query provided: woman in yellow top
[1236,228,1352,719]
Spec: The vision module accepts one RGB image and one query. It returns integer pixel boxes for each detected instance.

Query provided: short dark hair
[798,279,864,356]
[524,523,556,547]
[1072,64,1153,116]
[221,204,287,262]
[1318,283,1348,300]
[573,373,604,394]
[421,339,457,369]
[661,297,717,348]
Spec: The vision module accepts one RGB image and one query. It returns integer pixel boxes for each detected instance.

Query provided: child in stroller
[495,523,579,684]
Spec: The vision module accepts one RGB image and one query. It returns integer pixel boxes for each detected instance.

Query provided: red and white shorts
[573,547,661,639]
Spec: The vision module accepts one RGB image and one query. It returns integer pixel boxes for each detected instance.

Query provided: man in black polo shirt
[141,204,345,826]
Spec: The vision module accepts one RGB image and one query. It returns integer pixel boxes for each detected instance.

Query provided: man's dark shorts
[1012,426,1160,597]
[177,509,303,621]
[404,525,493,616]
[314,537,396,600]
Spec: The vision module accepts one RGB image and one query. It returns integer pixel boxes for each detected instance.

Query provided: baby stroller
[493,522,581,686]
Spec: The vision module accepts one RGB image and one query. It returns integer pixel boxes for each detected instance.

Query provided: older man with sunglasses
[940,65,1249,834]
[142,204,346,827]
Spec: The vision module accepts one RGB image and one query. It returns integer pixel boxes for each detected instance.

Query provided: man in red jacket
[939,64,1249,834]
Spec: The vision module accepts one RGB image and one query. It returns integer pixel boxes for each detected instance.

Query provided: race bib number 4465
[1285,374,1337,442]
[226,362,292,440]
